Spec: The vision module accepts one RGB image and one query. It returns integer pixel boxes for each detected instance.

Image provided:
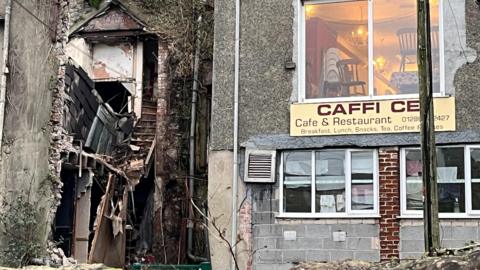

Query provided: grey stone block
[330,250,354,261]
[254,264,293,270]
[255,198,279,212]
[254,249,282,264]
[323,238,347,249]
[452,226,477,240]
[347,237,373,250]
[354,250,381,261]
[253,212,275,224]
[282,224,306,238]
[442,239,472,248]
[277,238,324,249]
[330,224,355,235]
[353,224,379,238]
[306,250,330,261]
[277,264,295,270]
[400,252,423,260]
[401,240,424,252]
[440,224,452,240]
[254,237,277,250]
[254,224,283,237]
[282,250,306,263]
[305,224,330,238]
[400,226,423,240]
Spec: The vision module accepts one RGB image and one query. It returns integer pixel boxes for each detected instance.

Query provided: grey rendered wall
[211,0,294,150]
[211,0,480,151]
[250,185,380,269]
[0,0,60,246]
[400,220,480,259]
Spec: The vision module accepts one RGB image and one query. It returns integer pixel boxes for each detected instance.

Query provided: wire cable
[446,0,469,63]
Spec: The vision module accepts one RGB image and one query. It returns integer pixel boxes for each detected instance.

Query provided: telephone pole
[417,0,440,255]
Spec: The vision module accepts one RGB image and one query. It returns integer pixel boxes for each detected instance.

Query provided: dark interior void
[142,37,158,101]
[53,169,76,257]
[126,169,155,263]
[88,175,104,252]
[95,81,131,113]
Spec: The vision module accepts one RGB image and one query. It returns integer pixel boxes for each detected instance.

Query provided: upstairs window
[300,0,444,101]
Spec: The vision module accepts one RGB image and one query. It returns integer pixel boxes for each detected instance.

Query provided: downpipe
[0,0,12,157]
[230,0,241,268]
[187,12,208,263]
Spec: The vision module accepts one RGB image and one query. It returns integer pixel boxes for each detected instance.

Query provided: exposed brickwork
[378,147,401,260]
[239,200,253,270]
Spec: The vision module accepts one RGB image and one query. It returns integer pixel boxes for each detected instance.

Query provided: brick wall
[378,147,401,260]
[239,200,253,270]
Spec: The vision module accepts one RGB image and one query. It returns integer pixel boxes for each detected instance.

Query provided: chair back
[397,26,439,56]
[336,59,361,84]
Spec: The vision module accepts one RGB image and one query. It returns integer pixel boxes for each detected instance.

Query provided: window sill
[398,214,480,219]
[298,93,450,104]
[277,213,381,219]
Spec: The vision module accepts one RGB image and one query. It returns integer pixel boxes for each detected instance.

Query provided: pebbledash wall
[209,0,480,269]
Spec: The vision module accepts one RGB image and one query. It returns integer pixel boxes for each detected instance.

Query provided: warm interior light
[375,56,386,72]
[306,5,314,17]
[351,25,368,46]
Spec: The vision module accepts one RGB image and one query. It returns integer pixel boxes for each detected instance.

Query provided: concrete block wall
[400,220,480,259]
[250,185,380,269]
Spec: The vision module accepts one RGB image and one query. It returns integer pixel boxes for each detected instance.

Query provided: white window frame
[400,145,480,218]
[297,0,446,103]
[279,149,379,218]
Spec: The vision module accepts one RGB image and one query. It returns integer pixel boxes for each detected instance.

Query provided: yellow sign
[290,97,455,136]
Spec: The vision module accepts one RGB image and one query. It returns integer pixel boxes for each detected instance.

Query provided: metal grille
[248,154,272,179]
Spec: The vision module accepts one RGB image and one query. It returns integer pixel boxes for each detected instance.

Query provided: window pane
[284,152,311,212]
[405,149,423,210]
[315,151,345,213]
[305,1,368,99]
[373,0,440,96]
[471,149,480,210]
[351,151,374,210]
[437,147,465,213]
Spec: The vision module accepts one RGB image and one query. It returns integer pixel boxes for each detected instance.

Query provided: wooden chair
[336,59,367,96]
[397,26,439,72]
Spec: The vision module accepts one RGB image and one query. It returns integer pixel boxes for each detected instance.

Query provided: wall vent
[244,150,276,183]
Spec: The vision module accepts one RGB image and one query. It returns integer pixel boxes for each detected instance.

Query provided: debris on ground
[291,243,480,270]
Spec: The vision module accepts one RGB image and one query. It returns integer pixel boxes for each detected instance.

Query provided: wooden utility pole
[417,0,440,255]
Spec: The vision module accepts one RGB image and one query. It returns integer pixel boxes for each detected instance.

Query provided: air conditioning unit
[244,149,276,183]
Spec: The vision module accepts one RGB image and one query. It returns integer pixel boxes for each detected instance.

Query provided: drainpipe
[230,0,240,268]
[187,13,208,263]
[0,0,12,156]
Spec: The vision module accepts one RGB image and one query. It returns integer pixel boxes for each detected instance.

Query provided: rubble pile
[29,243,76,268]
[291,244,480,270]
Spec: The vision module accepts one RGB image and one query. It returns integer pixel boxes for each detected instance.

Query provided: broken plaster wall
[0,0,69,249]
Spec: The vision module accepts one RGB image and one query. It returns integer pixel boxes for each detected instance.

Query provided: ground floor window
[401,145,480,217]
[280,149,378,217]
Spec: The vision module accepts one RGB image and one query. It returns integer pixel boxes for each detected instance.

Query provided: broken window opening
[95,81,131,114]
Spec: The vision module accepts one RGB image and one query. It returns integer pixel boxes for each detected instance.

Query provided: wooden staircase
[125,99,157,183]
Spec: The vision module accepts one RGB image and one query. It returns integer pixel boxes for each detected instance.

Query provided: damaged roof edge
[68,0,151,38]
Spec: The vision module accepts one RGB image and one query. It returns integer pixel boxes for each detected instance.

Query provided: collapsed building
[0,0,212,267]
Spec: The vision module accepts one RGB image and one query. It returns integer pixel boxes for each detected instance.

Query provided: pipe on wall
[230,0,241,268]
[0,0,12,157]
[187,12,208,263]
